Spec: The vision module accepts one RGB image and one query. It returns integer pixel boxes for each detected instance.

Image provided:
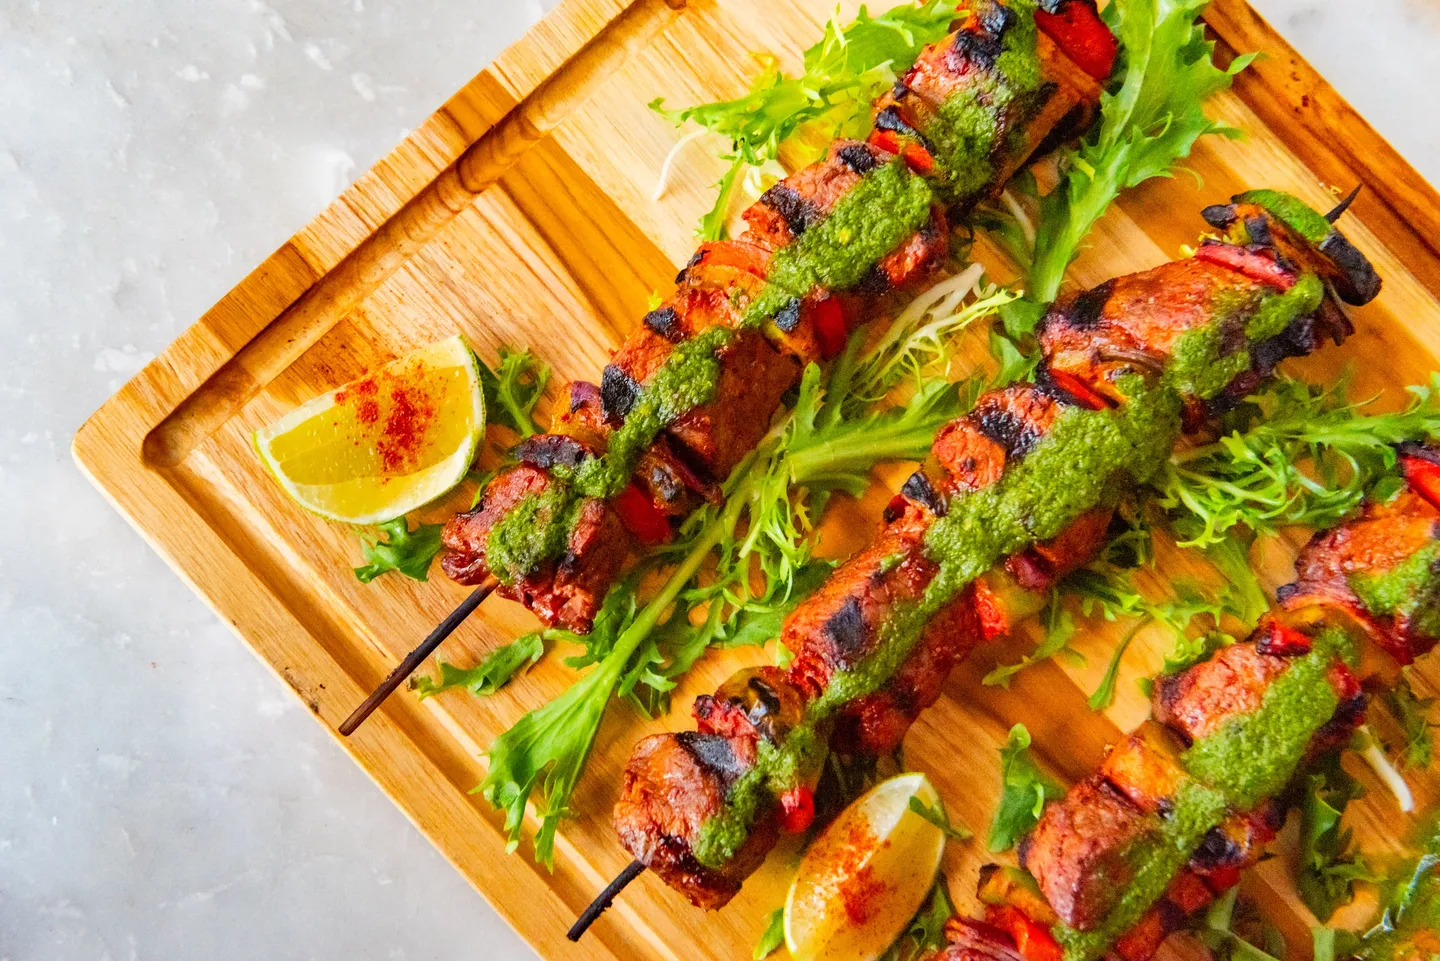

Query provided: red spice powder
[376,378,438,473]
[831,820,888,926]
[334,376,379,405]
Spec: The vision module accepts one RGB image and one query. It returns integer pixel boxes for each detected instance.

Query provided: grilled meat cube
[1020,776,1153,930]
[1005,507,1114,591]
[742,141,876,247]
[668,331,800,480]
[782,496,937,685]
[613,732,776,910]
[932,384,1065,491]
[440,464,629,632]
[872,2,1102,206]
[1151,641,1293,745]
[1283,484,1440,664]
[1039,258,1284,405]
[831,575,983,754]
[780,493,978,754]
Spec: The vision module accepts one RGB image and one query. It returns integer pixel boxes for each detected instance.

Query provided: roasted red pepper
[1402,452,1440,511]
[985,905,1064,961]
[1193,243,1298,290]
[1034,0,1118,81]
[1255,618,1314,657]
[778,785,815,833]
[867,129,937,175]
[811,296,848,359]
[971,578,1013,642]
[613,483,671,545]
[1047,367,1111,411]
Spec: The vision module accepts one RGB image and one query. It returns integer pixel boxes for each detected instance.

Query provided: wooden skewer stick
[568,860,646,942]
[338,575,499,736]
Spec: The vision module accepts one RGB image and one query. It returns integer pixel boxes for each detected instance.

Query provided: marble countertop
[2,1,1436,958]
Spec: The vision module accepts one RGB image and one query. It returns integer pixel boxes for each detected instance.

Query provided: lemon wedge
[784,772,947,961]
[254,335,484,525]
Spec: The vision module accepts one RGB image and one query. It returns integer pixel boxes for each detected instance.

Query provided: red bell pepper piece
[866,129,936,175]
[1034,0,1119,81]
[812,296,848,359]
[985,906,1063,961]
[869,129,900,156]
[971,578,1014,642]
[1193,243,1297,291]
[1402,452,1440,511]
[778,785,815,833]
[613,483,671,545]
[1047,367,1111,411]
[1255,618,1314,657]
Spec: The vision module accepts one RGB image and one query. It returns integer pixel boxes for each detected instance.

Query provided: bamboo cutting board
[74,1,1440,958]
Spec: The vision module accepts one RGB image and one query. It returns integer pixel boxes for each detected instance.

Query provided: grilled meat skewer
[941,448,1440,961]
[439,0,1115,633]
[606,191,1381,911]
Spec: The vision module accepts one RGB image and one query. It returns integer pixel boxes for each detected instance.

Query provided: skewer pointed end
[568,860,645,942]
[1324,184,1362,223]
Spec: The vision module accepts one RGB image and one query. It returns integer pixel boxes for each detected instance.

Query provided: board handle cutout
[142,0,687,469]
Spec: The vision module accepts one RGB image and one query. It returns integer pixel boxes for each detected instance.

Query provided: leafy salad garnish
[354,516,445,583]
[991,0,1252,310]
[417,0,1266,867]
[651,0,960,238]
[988,723,1064,852]
[1297,753,1377,921]
[1159,372,1440,547]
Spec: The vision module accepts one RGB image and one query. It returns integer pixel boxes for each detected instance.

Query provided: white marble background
[1,1,1436,959]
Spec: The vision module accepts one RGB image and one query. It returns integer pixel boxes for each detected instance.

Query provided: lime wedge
[254,335,485,525]
[784,772,947,961]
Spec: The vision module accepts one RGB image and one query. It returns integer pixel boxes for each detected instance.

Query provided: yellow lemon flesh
[254,335,484,525]
[784,772,947,961]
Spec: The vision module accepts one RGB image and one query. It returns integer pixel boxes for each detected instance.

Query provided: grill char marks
[643,305,683,341]
[836,142,880,174]
[950,0,1014,69]
[601,364,641,419]
[757,182,822,239]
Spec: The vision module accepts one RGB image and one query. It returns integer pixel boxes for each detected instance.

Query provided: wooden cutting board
[74,0,1440,957]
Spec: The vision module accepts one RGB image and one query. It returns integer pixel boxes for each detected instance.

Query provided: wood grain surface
[74,0,1440,957]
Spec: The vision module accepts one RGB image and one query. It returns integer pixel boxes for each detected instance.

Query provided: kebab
[938,444,1440,961]
[337,0,1119,734]
[578,189,1382,934]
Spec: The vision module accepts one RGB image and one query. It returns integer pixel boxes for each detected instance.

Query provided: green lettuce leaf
[988,724,1064,852]
[479,346,549,437]
[1022,0,1252,307]
[1297,754,1378,921]
[353,516,445,583]
[652,1,960,238]
[412,632,545,698]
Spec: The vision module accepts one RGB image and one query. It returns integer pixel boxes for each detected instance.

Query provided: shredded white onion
[1359,728,1415,812]
[1001,188,1037,248]
[892,262,986,331]
[652,128,707,202]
